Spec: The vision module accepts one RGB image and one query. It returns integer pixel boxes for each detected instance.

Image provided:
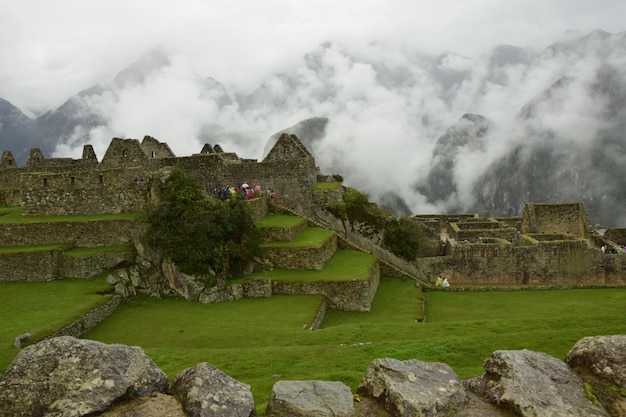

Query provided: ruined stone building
[0,133,318,216]
[413,202,626,286]
[1,133,626,287]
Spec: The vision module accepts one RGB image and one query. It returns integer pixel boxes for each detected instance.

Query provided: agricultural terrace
[2,276,625,413]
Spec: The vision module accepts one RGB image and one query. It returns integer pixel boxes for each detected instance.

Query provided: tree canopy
[144,168,259,279]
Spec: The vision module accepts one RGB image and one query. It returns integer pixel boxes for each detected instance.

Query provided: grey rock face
[172,362,255,417]
[465,349,609,417]
[97,393,187,417]
[357,358,468,416]
[0,336,169,417]
[267,380,355,417]
[566,334,626,389]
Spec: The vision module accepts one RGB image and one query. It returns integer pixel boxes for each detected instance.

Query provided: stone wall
[448,221,516,242]
[259,218,308,242]
[20,165,156,215]
[45,296,122,339]
[260,232,337,270]
[522,202,591,238]
[0,250,63,281]
[417,238,626,286]
[59,251,136,279]
[312,188,343,206]
[4,134,319,216]
[0,249,136,282]
[0,219,142,247]
[272,261,380,311]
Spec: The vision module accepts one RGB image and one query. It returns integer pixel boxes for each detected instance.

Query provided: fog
[1,1,626,216]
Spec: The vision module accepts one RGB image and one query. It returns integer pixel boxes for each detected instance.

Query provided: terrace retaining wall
[0,249,136,281]
[271,261,380,311]
[0,219,141,247]
[260,232,337,270]
[45,295,122,339]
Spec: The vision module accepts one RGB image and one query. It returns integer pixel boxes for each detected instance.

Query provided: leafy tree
[144,167,259,279]
[383,217,425,261]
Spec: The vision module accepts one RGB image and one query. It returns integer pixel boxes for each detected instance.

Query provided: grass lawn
[255,214,307,228]
[312,182,342,191]
[2,274,625,414]
[246,250,378,283]
[0,243,72,254]
[0,276,114,370]
[260,227,334,248]
[0,206,141,224]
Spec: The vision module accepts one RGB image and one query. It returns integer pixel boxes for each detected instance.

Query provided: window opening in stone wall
[70,176,75,186]
[553,248,557,256]
[99,174,104,185]
[43,178,48,187]
[122,149,128,157]
[493,249,498,257]
[151,151,156,158]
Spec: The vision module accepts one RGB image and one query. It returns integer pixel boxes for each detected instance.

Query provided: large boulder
[171,362,255,417]
[97,393,187,417]
[0,336,169,417]
[465,349,609,417]
[266,380,354,417]
[357,358,468,416]
[566,334,626,389]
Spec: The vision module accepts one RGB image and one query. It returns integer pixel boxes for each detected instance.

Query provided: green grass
[255,214,307,228]
[62,242,136,257]
[0,206,141,224]
[312,182,342,191]
[0,276,114,369]
[260,227,334,248]
[244,250,377,283]
[0,243,72,254]
[2,274,625,414]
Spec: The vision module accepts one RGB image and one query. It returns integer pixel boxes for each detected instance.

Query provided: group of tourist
[600,244,624,254]
[212,184,276,202]
[434,276,450,287]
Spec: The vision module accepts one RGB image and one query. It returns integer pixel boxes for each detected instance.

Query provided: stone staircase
[270,202,425,283]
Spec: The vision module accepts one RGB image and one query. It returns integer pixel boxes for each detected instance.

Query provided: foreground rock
[0,336,169,417]
[566,334,626,389]
[267,380,354,416]
[172,362,255,417]
[465,349,609,417]
[97,393,187,417]
[357,358,468,416]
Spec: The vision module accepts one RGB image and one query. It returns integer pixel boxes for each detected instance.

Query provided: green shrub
[332,174,344,183]
[383,217,425,261]
[144,167,259,278]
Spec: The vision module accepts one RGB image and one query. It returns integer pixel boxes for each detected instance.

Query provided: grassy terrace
[0,276,114,370]
[0,206,141,224]
[260,227,335,248]
[234,249,377,284]
[255,214,307,229]
[312,182,342,191]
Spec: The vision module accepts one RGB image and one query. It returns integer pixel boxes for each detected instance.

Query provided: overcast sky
[1,0,625,115]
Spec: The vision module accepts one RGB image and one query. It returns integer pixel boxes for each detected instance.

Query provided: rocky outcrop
[267,380,354,417]
[172,362,255,417]
[357,358,469,416]
[566,334,626,389]
[1,335,624,416]
[465,349,609,417]
[0,336,169,417]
